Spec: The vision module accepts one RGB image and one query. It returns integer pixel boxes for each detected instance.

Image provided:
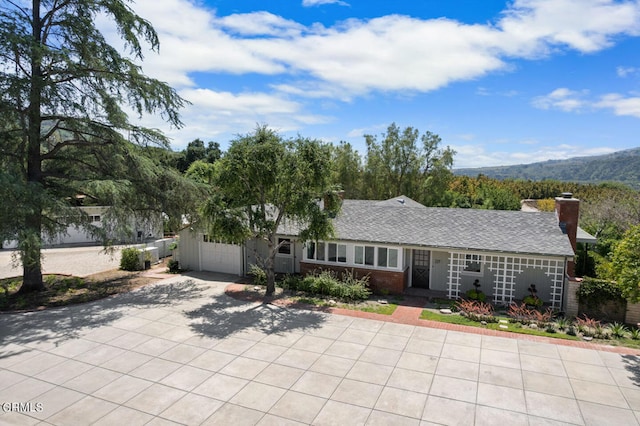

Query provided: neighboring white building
[2,206,163,249]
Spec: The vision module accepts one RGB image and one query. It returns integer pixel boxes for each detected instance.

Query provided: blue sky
[121,0,640,168]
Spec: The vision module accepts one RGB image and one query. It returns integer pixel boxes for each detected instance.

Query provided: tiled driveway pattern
[1,273,639,425]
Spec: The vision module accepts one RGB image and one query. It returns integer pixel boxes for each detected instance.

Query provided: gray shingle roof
[327,199,574,257]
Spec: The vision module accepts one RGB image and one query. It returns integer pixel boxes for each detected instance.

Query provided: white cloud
[101,0,640,148]
[531,88,588,112]
[497,0,640,56]
[123,0,640,98]
[452,141,618,168]
[217,12,304,37]
[531,89,640,118]
[302,0,349,7]
[596,93,640,117]
[617,66,638,77]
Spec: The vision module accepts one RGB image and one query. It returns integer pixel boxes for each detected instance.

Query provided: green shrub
[610,322,628,339]
[466,289,486,302]
[523,295,543,307]
[248,264,266,286]
[555,316,570,331]
[120,248,141,271]
[576,277,623,309]
[279,270,370,301]
[167,259,180,273]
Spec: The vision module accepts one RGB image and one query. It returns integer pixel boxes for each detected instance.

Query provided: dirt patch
[0,259,171,313]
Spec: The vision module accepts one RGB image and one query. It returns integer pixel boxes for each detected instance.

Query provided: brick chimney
[555,192,580,277]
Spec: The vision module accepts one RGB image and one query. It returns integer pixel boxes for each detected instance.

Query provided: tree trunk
[265,238,277,296]
[265,267,276,296]
[19,0,45,293]
[19,211,45,292]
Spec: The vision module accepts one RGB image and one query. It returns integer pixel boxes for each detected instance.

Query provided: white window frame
[306,241,346,264]
[327,242,347,263]
[462,253,484,276]
[354,245,375,266]
[305,242,401,270]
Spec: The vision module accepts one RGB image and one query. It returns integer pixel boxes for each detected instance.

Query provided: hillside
[455,147,640,189]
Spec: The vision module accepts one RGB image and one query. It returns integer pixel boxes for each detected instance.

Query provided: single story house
[177,193,594,310]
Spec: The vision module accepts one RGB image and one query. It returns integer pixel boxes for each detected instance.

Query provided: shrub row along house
[177,193,594,311]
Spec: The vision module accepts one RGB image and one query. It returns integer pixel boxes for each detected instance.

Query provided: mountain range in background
[454,147,640,189]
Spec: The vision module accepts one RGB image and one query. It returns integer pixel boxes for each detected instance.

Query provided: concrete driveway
[0,246,123,279]
[1,272,639,425]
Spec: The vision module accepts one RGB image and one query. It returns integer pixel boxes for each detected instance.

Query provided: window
[316,242,325,261]
[377,248,387,267]
[354,245,375,266]
[388,249,398,268]
[306,242,316,259]
[328,243,346,263]
[463,254,483,275]
[338,244,347,263]
[355,246,363,264]
[377,247,398,268]
[278,238,291,255]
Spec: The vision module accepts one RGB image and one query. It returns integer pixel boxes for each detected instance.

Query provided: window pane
[388,249,398,268]
[317,242,325,261]
[307,242,315,259]
[377,247,387,267]
[365,246,374,265]
[328,243,337,262]
[338,245,347,263]
[278,238,291,254]
[355,246,363,264]
[464,262,481,273]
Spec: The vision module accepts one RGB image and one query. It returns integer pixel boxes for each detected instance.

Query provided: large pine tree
[0,1,194,292]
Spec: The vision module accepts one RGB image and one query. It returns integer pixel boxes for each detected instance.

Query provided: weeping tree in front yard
[202,126,340,296]
[0,1,198,293]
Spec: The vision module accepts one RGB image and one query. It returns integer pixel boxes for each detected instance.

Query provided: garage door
[201,242,243,275]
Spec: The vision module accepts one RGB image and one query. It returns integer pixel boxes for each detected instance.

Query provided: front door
[412,249,430,289]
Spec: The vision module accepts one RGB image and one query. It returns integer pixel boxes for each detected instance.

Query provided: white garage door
[200,242,243,275]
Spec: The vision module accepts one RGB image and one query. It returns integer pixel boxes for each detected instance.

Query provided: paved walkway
[1,273,639,425]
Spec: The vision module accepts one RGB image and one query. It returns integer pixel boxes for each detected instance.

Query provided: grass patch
[292,296,330,307]
[486,322,580,341]
[353,303,398,315]
[420,309,478,326]
[420,309,581,341]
